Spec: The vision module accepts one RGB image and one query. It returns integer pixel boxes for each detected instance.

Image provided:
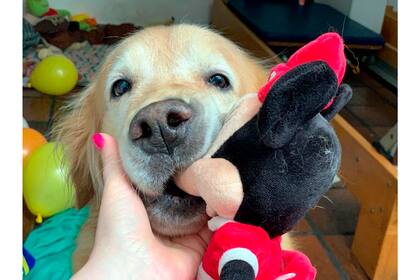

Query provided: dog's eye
[208,74,230,90]
[111,79,132,98]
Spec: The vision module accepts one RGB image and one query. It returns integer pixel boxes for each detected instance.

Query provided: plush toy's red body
[194,32,349,280]
[198,221,316,280]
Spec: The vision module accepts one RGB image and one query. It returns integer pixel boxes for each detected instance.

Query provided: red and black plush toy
[175,32,352,280]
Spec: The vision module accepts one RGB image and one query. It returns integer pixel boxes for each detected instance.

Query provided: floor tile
[342,72,365,88]
[23,87,46,98]
[23,199,35,240]
[290,218,312,234]
[348,86,390,107]
[324,235,369,280]
[370,126,395,139]
[358,71,388,90]
[292,235,341,280]
[346,104,397,127]
[351,125,377,143]
[27,121,49,137]
[307,188,360,235]
[23,97,51,122]
[374,86,397,108]
[339,108,364,128]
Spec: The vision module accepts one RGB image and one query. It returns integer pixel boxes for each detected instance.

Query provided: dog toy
[198,217,316,280]
[27,0,70,18]
[23,247,36,276]
[175,32,352,280]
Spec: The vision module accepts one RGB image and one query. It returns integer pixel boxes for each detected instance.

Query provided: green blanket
[24,207,90,280]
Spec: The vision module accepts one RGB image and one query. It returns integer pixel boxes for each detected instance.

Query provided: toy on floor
[23,142,76,223]
[23,246,36,276]
[27,0,70,18]
[175,32,352,280]
[70,13,97,32]
[23,128,47,165]
[29,55,78,95]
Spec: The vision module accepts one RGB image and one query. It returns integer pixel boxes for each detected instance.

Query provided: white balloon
[23,117,29,128]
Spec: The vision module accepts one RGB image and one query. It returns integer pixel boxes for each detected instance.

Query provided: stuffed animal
[198,217,316,280]
[175,32,353,280]
[26,0,70,18]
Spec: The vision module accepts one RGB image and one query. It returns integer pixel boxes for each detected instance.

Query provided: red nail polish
[92,133,104,150]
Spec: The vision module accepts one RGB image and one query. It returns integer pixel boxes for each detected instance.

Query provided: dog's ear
[258,61,338,149]
[52,83,102,208]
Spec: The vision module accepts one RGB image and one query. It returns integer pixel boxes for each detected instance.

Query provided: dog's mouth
[163,179,192,198]
[139,176,208,236]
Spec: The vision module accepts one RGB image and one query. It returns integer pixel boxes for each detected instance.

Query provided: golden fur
[53,24,294,272]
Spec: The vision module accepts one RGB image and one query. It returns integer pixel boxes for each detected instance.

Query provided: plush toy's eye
[208,74,231,90]
[111,79,132,98]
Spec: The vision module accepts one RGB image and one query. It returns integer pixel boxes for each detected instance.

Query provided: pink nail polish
[92,133,104,150]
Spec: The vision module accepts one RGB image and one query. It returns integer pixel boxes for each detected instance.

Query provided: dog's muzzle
[129,99,193,154]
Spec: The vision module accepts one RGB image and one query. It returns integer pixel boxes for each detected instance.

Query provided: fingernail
[92,133,104,150]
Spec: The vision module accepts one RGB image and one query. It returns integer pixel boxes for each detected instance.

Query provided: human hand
[72,133,212,280]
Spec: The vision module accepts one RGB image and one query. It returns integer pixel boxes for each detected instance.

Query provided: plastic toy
[23,142,76,223]
[29,55,78,96]
[23,128,47,165]
[23,247,36,276]
[70,13,97,31]
[26,0,70,18]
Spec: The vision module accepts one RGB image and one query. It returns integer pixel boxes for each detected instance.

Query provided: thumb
[92,133,153,238]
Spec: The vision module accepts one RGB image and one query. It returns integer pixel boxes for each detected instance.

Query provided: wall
[387,0,397,11]
[316,0,387,33]
[315,0,352,15]
[47,0,213,26]
[349,0,387,33]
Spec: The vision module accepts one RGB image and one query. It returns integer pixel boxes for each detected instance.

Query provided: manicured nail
[92,133,105,150]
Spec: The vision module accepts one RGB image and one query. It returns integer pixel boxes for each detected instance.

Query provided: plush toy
[198,217,316,280]
[175,32,353,280]
[70,13,97,32]
[27,0,70,18]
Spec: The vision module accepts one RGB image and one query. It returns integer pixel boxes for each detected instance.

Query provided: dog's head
[53,24,267,236]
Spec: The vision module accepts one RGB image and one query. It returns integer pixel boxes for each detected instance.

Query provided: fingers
[92,133,129,188]
[92,133,154,239]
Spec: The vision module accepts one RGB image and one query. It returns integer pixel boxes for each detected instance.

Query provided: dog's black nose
[129,99,192,154]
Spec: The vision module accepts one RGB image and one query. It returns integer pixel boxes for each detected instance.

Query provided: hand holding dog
[72,133,212,280]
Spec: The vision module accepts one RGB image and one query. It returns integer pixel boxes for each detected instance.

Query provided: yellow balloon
[29,55,78,96]
[23,142,76,223]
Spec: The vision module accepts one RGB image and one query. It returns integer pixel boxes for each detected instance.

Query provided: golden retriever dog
[53,24,291,272]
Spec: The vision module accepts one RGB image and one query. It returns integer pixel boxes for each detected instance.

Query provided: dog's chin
[139,180,208,237]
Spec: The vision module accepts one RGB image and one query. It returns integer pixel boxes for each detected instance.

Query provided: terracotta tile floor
[22,68,396,279]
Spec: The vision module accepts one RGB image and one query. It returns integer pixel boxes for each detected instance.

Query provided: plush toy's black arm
[258,61,338,149]
[220,260,255,280]
[321,83,353,121]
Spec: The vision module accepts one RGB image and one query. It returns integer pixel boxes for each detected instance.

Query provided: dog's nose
[129,99,193,154]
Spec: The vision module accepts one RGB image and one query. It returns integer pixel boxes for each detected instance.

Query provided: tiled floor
[23,67,397,279]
